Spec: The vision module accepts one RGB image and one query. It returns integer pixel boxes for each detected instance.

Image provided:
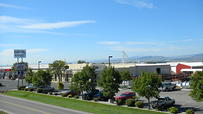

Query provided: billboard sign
[14,49,26,58]
[15,63,27,71]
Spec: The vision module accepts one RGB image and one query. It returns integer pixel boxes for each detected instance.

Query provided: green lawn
[3,91,164,114]
[0,111,8,114]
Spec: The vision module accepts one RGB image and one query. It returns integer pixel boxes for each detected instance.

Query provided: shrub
[135,101,144,108]
[25,88,34,91]
[37,88,43,93]
[61,93,68,97]
[157,106,166,111]
[186,109,194,114]
[57,82,64,90]
[168,107,179,114]
[116,99,125,105]
[68,94,73,98]
[24,88,28,91]
[74,95,79,99]
[48,92,53,95]
[18,86,26,90]
[126,99,135,107]
[93,97,100,101]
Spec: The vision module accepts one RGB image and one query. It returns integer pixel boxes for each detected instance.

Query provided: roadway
[0,94,89,114]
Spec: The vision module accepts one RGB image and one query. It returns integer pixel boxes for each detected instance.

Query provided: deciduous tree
[49,60,67,82]
[190,71,203,101]
[25,69,34,84]
[132,72,161,109]
[120,70,132,81]
[99,66,122,100]
[32,70,52,87]
[70,65,97,94]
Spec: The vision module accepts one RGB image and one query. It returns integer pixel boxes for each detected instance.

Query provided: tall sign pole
[17,57,19,88]
[14,49,26,88]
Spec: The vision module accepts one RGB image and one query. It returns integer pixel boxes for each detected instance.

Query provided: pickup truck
[151,97,175,109]
[159,82,176,91]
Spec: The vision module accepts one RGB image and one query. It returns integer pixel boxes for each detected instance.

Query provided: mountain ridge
[90,53,203,63]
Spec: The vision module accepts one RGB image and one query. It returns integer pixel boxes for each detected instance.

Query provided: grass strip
[0,111,8,114]
[3,91,164,114]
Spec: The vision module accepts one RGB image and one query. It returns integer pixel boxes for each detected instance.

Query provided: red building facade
[176,63,191,74]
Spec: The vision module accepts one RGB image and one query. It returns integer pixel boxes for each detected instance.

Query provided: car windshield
[158,98,165,100]
[120,94,127,96]
[120,93,133,96]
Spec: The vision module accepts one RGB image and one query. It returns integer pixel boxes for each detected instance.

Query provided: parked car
[25,84,37,91]
[82,89,100,100]
[93,91,108,101]
[151,97,175,109]
[53,89,78,96]
[37,86,55,94]
[159,82,176,91]
[42,86,55,92]
[115,92,135,101]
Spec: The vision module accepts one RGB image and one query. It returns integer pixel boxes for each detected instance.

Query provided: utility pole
[108,56,113,66]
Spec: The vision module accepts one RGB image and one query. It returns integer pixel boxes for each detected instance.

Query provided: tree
[120,70,132,85]
[132,72,161,109]
[98,66,122,100]
[25,69,34,84]
[70,65,97,94]
[77,60,86,64]
[70,72,84,94]
[49,60,67,82]
[190,71,203,101]
[32,70,52,87]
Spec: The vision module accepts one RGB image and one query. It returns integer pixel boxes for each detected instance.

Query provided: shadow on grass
[173,104,202,113]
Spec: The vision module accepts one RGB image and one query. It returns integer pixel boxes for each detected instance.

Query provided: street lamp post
[108,56,113,66]
[38,61,42,70]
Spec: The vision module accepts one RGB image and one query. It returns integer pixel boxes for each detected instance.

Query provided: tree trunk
[59,75,60,82]
[147,98,151,110]
[55,75,57,81]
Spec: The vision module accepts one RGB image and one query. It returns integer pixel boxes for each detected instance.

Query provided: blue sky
[0,0,203,65]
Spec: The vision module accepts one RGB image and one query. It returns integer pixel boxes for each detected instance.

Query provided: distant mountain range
[91,53,203,63]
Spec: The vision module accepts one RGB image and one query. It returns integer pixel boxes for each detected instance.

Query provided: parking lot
[118,88,203,114]
[1,79,203,114]
[160,90,203,114]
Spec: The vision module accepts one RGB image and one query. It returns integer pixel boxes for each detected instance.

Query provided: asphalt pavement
[0,94,89,114]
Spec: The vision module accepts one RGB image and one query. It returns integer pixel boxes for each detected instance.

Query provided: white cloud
[27,49,48,53]
[98,41,120,45]
[112,46,161,52]
[114,0,156,8]
[0,16,35,24]
[19,20,96,30]
[0,49,13,56]
[0,16,96,34]
[125,41,158,45]
[0,44,21,47]
[181,39,193,42]
[0,3,29,9]
[98,41,164,45]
